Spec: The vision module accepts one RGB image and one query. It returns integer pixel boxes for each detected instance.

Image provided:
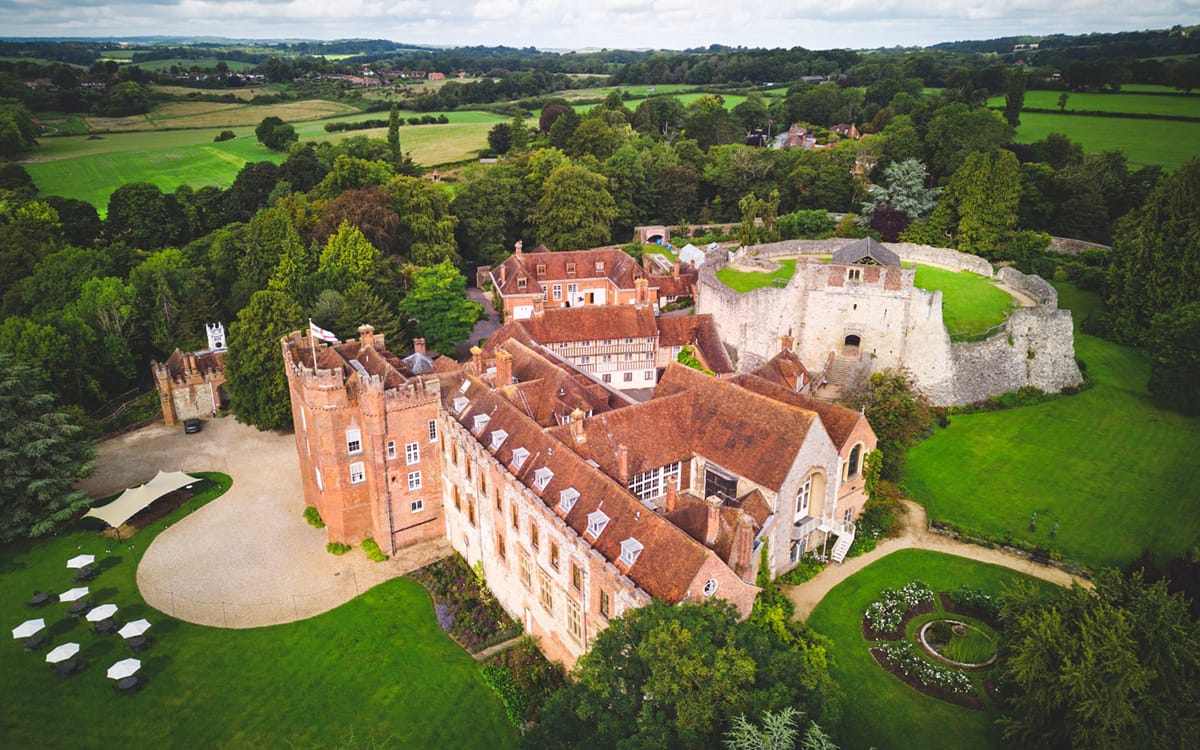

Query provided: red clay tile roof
[445,371,717,604]
[665,493,762,566]
[656,315,734,374]
[731,372,869,449]
[162,349,225,379]
[750,349,811,391]
[476,337,620,427]
[283,331,424,389]
[491,247,646,298]
[507,305,659,343]
[652,272,697,298]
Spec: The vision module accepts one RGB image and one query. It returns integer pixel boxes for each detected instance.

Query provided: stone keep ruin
[697,238,1083,406]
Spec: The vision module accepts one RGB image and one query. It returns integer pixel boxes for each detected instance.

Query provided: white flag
[309,320,339,343]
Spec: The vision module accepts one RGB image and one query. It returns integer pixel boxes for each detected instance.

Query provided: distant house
[831,123,861,140]
[427,72,446,81]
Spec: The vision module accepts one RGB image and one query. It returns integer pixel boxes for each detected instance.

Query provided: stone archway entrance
[843,334,861,357]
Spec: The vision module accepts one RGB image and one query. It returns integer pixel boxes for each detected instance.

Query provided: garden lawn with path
[905,283,1200,568]
[0,474,516,750]
[913,265,1016,339]
[806,549,1056,750]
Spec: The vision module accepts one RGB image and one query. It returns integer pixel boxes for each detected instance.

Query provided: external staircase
[819,518,857,564]
[814,354,863,400]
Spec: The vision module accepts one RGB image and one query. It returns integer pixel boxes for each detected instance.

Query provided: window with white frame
[586,509,610,538]
[405,442,420,465]
[627,462,680,504]
[796,476,811,520]
[538,570,554,613]
[619,537,643,567]
[602,373,612,383]
[428,420,438,442]
[567,602,583,642]
[411,499,425,513]
[644,371,654,380]
[386,441,397,460]
[533,467,553,491]
[552,284,562,300]
[567,283,578,296]
[346,429,362,455]
[559,487,579,513]
[512,446,530,470]
[349,461,365,484]
[519,549,532,588]
[490,429,509,451]
[407,471,422,491]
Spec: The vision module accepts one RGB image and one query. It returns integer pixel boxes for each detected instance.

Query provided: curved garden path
[80,417,448,629]
[783,501,1091,621]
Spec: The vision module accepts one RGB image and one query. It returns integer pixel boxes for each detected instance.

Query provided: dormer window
[595,261,604,273]
[533,467,553,492]
[452,396,469,414]
[490,429,508,451]
[459,380,470,393]
[473,414,490,433]
[512,447,530,470]
[558,487,579,513]
[517,277,527,289]
[586,510,610,538]
[566,262,576,274]
[536,264,546,275]
[619,537,643,567]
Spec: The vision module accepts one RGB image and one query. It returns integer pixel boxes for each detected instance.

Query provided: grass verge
[913,265,1015,338]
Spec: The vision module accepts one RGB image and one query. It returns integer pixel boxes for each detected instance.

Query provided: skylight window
[559,487,580,513]
[533,467,554,492]
[586,510,610,538]
[619,538,643,567]
[490,429,508,451]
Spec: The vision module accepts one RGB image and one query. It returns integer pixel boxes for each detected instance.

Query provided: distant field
[986,90,1200,117]
[87,99,359,131]
[150,84,285,100]
[125,57,256,72]
[1012,112,1200,169]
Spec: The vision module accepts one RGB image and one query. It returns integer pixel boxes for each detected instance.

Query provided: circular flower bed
[917,619,998,669]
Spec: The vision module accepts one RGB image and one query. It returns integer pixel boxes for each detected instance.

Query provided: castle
[697,238,1084,405]
[282,324,874,666]
[152,323,228,426]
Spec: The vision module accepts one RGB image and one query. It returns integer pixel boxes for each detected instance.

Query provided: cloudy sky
[2,0,1197,51]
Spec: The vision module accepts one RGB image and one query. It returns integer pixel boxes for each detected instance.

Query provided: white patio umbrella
[45,642,80,664]
[118,619,152,639]
[85,604,118,622]
[106,658,141,680]
[66,554,95,569]
[59,587,88,602]
[12,618,46,639]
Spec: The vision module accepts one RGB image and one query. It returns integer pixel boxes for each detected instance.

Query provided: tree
[386,104,401,167]
[129,248,217,354]
[315,186,400,253]
[255,116,297,151]
[1057,92,1070,112]
[0,353,94,542]
[539,103,572,134]
[225,290,304,431]
[398,261,482,356]
[1147,302,1200,415]
[929,148,1020,257]
[923,103,1013,182]
[0,100,38,158]
[318,221,383,290]
[999,569,1200,750]
[452,162,529,265]
[486,122,513,155]
[105,182,188,251]
[1003,70,1026,128]
[840,369,932,480]
[531,163,617,252]
[857,158,939,238]
[387,176,459,266]
[725,708,840,750]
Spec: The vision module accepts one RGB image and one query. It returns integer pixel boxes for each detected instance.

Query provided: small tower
[206,323,227,352]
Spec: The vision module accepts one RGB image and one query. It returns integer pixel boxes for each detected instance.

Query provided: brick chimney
[731,513,756,580]
[634,277,649,307]
[705,495,722,546]
[358,324,375,349]
[569,408,585,443]
[780,333,793,353]
[499,265,507,287]
[514,240,523,256]
[414,338,426,356]
[470,345,483,373]
[617,443,629,483]
[533,296,545,316]
[665,483,678,513]
[495,348,513,386]
[673,262,680,277]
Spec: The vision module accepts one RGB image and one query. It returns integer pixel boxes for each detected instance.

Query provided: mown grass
[913,265,1015,338]
[0,473,517,750]
[986,90,1200,117]
[905,283,1200,568]
[1011,112,1200,169]
[806,550,1056,750]
[87,99,359,131]
[717,258,797,291]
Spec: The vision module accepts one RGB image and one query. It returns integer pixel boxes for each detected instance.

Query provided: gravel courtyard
[80,417,449,629]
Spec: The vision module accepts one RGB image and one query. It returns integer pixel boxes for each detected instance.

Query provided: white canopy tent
[678,243,706,268]
[84,470,196,530]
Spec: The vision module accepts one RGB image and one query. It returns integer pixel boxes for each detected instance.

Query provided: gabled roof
[656,315,734,375]
[832,237,901,267]
[476,337,620,426]
[490,247,646,297]
[514,304,658,343]
[750,349,811,391]
[731,372,870,450]
[445,372,715,603]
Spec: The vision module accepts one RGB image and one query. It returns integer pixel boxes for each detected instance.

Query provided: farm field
[905,283,1200,568]
[0,474,517,749]
[1011,112,1200,169]
[913,265,1016,339]
[149,84,286,100]
[86,99,360,131]
[986,90,1200,117]
[806,550,1056,750]
[126,58,257,72]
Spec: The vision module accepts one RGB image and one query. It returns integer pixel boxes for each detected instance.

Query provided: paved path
[474,635,525,661]
[783,501,1090,621]
[81,417,449,629]
[457,285,501,359]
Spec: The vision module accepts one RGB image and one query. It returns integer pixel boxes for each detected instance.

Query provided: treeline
[324,114,448,132]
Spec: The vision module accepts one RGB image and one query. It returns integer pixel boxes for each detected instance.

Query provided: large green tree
[840,369,933,480]
[105,182,188,251]
[531,163,617,252]
[999,569,1200,750]
[0,353,94,542]
[1146,301,1200,415]
[398,261,481,356]
[225,290,304,431]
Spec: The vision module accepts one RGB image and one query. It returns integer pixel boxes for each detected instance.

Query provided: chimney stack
[470,345,483,373]
[634,277,649,307]
[673,261,680,277]
[569,408,585,444]
[495,348,513,386]
[514,240,523,256]
[732,513,756,580]
[780,333,793,353]
[358,324,376,349]
[705,495,722,546]
[414,338,426,356]
[665,483,678,513]
[533,296,545,316]
[499,266,506,287]
[617,443,629,483]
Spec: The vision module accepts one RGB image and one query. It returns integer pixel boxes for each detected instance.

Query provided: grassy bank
[1010,112,1200,169]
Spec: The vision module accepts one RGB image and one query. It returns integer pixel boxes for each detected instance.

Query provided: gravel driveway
[81,417,449,629]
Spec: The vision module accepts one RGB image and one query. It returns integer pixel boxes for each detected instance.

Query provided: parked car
[183,419,202,434]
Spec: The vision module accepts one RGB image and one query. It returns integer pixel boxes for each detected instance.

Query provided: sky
[1,0,1197,51]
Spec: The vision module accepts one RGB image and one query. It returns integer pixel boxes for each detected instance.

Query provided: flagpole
[308,318,317,367]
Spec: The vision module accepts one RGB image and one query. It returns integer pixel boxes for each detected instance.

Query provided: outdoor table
[127,635,148,651]
[53,658,82,676]
[115,676,139,693]
[23,634,50,651]
[95,619,117,635]
[75,565,98,582]
[27,592,52,607]
[66,600,92,617]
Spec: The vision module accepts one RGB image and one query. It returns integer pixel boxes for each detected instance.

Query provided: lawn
[913,265,1015,339]
[806,549,1057,750]
[717,258,797,292]
[1010,112,1200,169]
[986,90,1200,117]
[0,473,517,750]
[905,283,1200,568]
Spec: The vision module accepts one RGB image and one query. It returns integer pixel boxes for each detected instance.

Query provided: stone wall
[949,308,1082,403]
[997,266,1057,307]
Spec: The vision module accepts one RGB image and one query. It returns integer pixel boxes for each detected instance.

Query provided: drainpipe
[381,436,396,556]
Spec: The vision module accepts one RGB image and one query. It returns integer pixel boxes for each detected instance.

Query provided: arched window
[847,444,863,479]
[795,476,811,520]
